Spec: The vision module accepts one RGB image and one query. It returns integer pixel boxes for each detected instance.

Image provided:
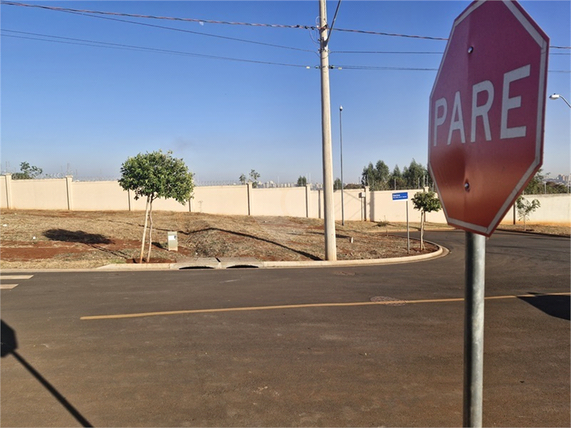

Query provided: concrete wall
[192,185,248,215]
[250,186,307,217]
[368,188,448,224]
[10,176,70,210]
[506,194,571,225]
[1,175,569,226]
[73,181,130,211]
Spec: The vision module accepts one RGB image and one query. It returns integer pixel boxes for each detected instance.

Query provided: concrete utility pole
[319,0,337,261]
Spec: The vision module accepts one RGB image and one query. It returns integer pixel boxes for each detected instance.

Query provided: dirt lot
[0,210,443,269]
[0,210,567,269]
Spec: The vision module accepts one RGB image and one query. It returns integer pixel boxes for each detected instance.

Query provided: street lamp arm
[549,93,571,108]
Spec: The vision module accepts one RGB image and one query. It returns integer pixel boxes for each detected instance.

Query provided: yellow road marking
[80,292,570,321]
[0,284,19,290]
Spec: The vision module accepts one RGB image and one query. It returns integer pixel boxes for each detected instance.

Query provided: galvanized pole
[319,0,337,260]
[406,201,410,254]
[464,231,486,428]
[339,105,345,226]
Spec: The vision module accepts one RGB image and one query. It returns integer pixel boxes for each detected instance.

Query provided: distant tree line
[523,169,568,194]
[361,159,433,191]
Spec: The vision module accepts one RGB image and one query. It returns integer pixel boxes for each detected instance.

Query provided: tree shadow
[44,229,112,244]
[517,293,570,321]
[184,227,322,261]
[1,320,93,427]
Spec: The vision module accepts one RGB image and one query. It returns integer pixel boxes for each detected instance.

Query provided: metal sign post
[427,1,549,426]
[392,192,410,254]
[464,232,486,427]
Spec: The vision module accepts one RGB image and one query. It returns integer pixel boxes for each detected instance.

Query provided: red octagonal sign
[428,0,549,237]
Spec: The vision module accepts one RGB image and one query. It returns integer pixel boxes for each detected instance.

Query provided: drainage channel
[176,257,262,270]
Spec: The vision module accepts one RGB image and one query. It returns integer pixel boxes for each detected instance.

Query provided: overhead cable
[1,1,317,30]
[0,1,448,41]
[4,1,570,49]
[1,30,311,68]
[65,11,316,54]
[3,29,569,74]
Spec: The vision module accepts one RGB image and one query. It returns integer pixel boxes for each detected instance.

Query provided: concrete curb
[93,242,449,272]
[1,242,448,274]
[495,228,570,238]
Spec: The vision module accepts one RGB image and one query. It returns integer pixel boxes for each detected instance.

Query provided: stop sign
[428,0,549,237]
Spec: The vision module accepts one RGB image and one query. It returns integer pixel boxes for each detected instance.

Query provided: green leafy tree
[297,176,307,187]
[12,162,43,179]
[523,170,545,194]
[523,170,568,194]
[119,150,194,263]
[344,183,363,190]
[361,160,390,190]
[388,165,406,190]
[403,159,428,189]
[516,196,540,231]
[334,178,343,190]
[239,174,247,185]
[249,169,260,188]
[545,181,568,193]
[412,190,442,250]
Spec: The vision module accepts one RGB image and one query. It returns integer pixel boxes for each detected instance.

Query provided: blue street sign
[392,192,408,201]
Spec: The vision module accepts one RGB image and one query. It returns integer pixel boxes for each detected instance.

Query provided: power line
[4,30,569,74]
[333,50,570,56]
[334,64,570,73]
[3,1,570,49]
[338,65,439,71]
[333,50,442,55]
[0,1,451,42]
[1,1,317,30]
[0,30,311,68]
[64,10,316,54]
[333,27,447,41]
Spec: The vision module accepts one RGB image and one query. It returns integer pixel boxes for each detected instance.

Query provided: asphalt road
[1,230,569,427]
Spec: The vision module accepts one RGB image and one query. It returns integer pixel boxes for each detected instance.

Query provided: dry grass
[0,210,438,269]
[1,210,566,270]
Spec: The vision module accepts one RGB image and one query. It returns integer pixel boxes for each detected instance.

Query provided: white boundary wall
[1,175,569,225]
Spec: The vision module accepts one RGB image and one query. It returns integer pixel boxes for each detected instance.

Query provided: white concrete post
[247,182,253,216]
[364,186,370,221]
[319,0,337,260]
[5,173,13,209]
[305,184,311,218]
[65,176,73,210]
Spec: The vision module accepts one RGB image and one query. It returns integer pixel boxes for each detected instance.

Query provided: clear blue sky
[2,0,570,184]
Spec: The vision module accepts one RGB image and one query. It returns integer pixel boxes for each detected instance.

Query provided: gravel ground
[0,210,440,269]
[1,210,567,270]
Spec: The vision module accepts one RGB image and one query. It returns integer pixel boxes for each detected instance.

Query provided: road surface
[1,230,569,427]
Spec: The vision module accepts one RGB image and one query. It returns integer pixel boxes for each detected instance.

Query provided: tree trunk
[420,211,425,250]
[139,196,150,263]
[146,200,154,263]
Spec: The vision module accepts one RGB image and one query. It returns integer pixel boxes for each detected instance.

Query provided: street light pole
[549,93,571,108]
[339,105,345,226]
[318,0,337,260]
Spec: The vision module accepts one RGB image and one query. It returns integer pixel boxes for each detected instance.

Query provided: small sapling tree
[119,150,194,263]
[516,196,540,231]
[412,190,442,250]
[12,162,43,179]
[249,169,260,188]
